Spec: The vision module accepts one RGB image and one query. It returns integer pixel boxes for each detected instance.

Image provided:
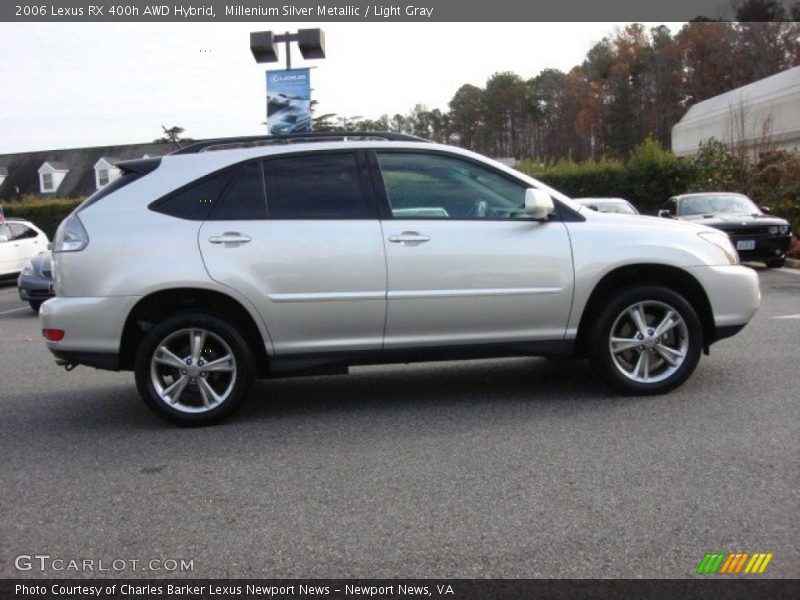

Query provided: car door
[371,150,574,349]
[199,153,387,355]
[8,223,44,270]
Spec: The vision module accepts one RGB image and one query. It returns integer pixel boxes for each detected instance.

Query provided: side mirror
[524,188,554,220]
[761,206,771,214]
[658,209,672,218]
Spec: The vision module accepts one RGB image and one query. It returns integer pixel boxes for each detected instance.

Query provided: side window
[263,153,370,219]
[9,223,36,240]
[376,152,527,219]
[0,224,10,241]
[212,162,267,220]
[151,169,235,220]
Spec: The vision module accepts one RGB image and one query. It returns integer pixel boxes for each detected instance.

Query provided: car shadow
[8,356,637,435]
[238,356,624,423]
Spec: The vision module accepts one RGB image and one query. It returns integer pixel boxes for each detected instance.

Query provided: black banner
[3,579,800,600]
[2,0,799,22]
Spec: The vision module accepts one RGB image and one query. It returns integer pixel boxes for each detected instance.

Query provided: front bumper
[18,273,55,302]
[686,264,760,331]
[39,295,139,357]
[729,233,791,262]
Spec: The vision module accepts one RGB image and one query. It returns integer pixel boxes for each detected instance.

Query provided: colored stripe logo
[696,552,773,574]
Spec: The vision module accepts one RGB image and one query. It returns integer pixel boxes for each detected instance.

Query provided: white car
[0,219,49,277]
[574,197,639,215]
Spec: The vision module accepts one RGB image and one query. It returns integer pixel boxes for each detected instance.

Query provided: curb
[786,258,800,270]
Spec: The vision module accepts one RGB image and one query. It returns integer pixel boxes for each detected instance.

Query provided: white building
[672,66,800,157]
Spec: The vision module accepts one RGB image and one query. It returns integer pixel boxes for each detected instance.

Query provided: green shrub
[518,140,692,214]
[745,150,800,234]
[687,139,750,192]
[2,197,82,238]
[518,139,799,225]
[517,156,632,202]
[626,138,693,214]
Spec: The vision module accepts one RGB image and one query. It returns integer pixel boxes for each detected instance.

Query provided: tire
[587,285,703,395]
[765,258,785,269]
[29,300,43,312]
[134,312,255,426]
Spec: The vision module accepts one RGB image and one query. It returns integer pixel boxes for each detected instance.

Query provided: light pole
[250,29,325,69]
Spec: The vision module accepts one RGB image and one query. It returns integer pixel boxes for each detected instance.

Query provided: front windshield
[678,195,759,216]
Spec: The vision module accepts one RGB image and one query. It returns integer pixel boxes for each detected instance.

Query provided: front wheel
[134,312,255,426]
[29,300,43,312]
[588,286,703,395]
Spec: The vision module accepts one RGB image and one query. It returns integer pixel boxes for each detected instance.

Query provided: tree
[448,84,484,150]
[154,125,191,147]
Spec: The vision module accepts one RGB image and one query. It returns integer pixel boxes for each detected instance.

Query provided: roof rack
[172,131,431,155]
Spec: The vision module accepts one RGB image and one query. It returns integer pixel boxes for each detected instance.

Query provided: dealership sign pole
[250,28,325,135]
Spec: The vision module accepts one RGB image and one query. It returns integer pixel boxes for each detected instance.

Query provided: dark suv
[659,192,792,268]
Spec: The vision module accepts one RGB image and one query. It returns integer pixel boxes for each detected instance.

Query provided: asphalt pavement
[1,268,798,579]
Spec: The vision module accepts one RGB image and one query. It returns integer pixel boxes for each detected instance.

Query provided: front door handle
[209,232,252,246]
[388,231,430,245]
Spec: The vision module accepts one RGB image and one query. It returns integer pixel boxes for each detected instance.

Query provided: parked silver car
[41,133,760,425]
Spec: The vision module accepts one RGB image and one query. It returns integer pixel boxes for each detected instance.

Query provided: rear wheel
[134,312,254,425]
[588,285,703,395]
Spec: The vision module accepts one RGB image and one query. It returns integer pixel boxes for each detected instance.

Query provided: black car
[17,251,54,311]
[659,193,792,268]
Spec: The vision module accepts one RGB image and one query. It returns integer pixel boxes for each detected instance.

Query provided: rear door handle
[388,231,430,245]
[209,232,252,246]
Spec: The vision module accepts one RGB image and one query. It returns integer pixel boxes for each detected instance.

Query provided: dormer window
[38,161,69,194]
[94,157,120,189]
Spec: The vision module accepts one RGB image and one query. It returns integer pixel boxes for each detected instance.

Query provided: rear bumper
[52,349,119,370]
[39,295,139,357]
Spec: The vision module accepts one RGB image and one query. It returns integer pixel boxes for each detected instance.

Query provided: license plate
[736,240,755,251]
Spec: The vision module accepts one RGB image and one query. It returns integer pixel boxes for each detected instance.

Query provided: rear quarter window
[150,168,236,221]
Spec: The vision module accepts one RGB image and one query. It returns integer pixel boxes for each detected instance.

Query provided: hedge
[517,139,800,233]
[2,197,82,238]
[518,139,693,216]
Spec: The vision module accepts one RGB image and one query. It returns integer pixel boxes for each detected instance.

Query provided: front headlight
[768,225,778,235]
[20,262,34,276]
[699,231,739,265]
[778,225,790,235]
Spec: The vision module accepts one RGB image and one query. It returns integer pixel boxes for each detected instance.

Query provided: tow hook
[55,358,78,371]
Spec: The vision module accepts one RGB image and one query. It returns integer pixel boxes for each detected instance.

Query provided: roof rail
[171,131,431,155]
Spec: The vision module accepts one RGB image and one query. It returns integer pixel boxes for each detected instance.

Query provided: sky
[0,22,679,153]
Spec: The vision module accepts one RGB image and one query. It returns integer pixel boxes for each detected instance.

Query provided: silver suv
[41,133,760,425]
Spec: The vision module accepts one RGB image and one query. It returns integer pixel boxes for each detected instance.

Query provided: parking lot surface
[1,268,798,578]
